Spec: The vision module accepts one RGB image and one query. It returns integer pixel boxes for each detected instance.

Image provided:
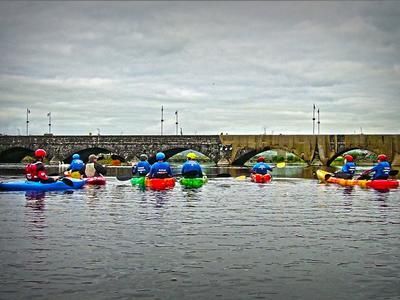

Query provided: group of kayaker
[132,151,204,178]
[333,154,391,180]
[24,148,392,184]
[25,149,107,183]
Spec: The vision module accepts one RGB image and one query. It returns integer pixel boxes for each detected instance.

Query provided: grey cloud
[0,1,399,135]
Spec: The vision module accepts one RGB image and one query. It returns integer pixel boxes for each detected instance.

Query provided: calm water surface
[0,172,399,300]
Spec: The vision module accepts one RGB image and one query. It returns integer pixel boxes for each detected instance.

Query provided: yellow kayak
[316,170,368,187]
[316,170,398,189]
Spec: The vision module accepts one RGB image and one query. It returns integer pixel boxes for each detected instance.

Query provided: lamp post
[47,112,52,134]
[175,110,178,135]
[312,104,315,135]
[26,108,30,136]
[161,106,164,136]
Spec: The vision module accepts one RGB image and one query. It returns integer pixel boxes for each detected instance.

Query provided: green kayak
[179,176,208,188]
[130,176,146,186]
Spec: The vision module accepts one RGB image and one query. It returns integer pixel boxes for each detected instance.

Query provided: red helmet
[344,155,353,162]
[34,149,47,158]
[377,154,387,161]
[257,156,265,162]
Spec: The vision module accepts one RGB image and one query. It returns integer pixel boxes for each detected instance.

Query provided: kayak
[145,177,175,190]
[0,178,86,191]
[251,173,272,183]
[130,176,146,186]
[316,170,399,190]
[85,176,106,185]
[180,176,208,188]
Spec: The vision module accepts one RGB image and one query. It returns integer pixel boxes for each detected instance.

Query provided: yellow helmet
[187,152,197,160]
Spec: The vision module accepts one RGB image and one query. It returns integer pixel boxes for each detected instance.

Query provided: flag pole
[317,108,320,135]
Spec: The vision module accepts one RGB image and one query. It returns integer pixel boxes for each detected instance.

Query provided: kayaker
[181,152,204,178]
[132,154,151,176]
[360,154,391,180]
[251,157,273,175]
[84,154,107,178]
[334,154,356,179]
[66,153,85,178]
[25,149,57,183]
[147,152,173,178]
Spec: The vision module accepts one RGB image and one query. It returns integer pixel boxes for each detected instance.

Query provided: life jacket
[85,163,96,177]
[25,163,39,181]
[25,162,46,181]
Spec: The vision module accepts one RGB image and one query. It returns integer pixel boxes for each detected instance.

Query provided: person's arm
[95,162,107,175]
[36,163,49,180]
[167,165,173,176]
[132,164,137,175]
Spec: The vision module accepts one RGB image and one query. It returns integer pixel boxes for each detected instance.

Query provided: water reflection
[153,191,170,208]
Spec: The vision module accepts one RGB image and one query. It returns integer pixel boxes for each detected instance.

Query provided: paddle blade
[216,173,231,178]
[276,162,286,168]
[116,174,133,181]
[235,175,247,180]
[60,177,74,187]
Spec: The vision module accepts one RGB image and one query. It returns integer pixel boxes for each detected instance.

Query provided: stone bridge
[0,134,399,166]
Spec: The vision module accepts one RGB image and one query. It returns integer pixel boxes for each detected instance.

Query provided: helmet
[72,154,80,160]
[187,152,197,160]
[88,154,98,162]
[34,149,47,158]
[257,156,265,162]
[140,154,148,161]
[344,155,353,162]
[377,154,387,161]
[70,160,84,171]
[156,152,165,161]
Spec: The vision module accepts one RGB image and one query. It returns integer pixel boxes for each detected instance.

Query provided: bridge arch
[0,147,34,163]
[61,147,115,164]
[232,146,308,167]
[326,147,378,166]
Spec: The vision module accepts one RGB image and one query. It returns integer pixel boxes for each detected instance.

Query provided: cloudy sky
[0,1,399,136]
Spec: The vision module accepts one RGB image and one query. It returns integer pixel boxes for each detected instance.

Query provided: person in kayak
[334,154,356,179]
[84,154,107,178]
[181,152,204,178]
[360,154,391,180]
[147,152,173,178]
[66,153,85,178]
[251,157,273,175]
[25,149,57,183]
[132,154,151,176]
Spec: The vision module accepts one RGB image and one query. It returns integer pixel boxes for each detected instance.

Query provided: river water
[0,167,399,299]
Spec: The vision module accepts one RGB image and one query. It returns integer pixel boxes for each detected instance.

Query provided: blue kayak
[0,178,86,191]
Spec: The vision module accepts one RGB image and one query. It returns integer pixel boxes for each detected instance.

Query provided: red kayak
[251,173,272,183]
[366,179,399,190]
[85,176,106,185]
[145,177,175,190]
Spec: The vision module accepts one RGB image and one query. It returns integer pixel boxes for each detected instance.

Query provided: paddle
[236,162,286,180]
[58,177,74,187]
[275,162,286,168]
[116,174,135,181]
[357,169,398,180]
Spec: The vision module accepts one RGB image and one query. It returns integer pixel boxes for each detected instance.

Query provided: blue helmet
[156,152,165,161]
[72,154,80,160]
[70,160,84,171]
